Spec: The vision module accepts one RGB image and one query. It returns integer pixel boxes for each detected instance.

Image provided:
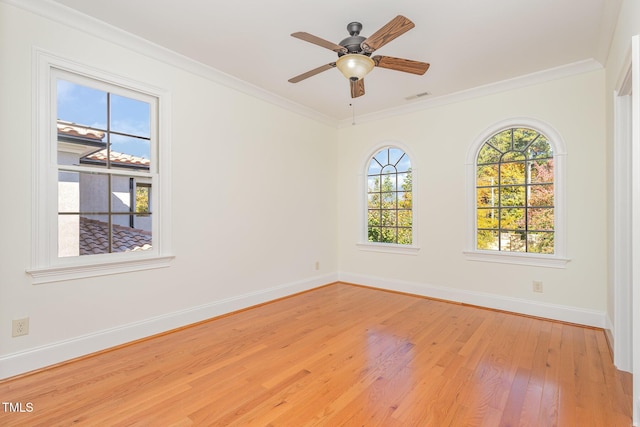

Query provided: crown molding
[2,0,338,128]
[338,58,604,128]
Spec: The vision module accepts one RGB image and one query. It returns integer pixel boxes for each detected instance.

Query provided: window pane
[112,218,152,253]
[477,144,502,164]
[79,215,110,256]
[513,128,539,151]
[500,186,526,207]
[398,228,412,244]
[374,150,388,166]
[58,214,81,257]
[527,136,553,159]
[477,164,498,186]
[477,187,498,208]
[500,208,526,230]
[529,185,554,207]
[381,210,397,226]
[368,210,380,226]
[59,171,109,213]
[477,208,499,229]
[397,192,412,209]
[397,173,411,191]
[109,135,151,169]
[389,148,405,166]
[381,191,396,208]
[501,151,525,162]
[368,176,380,192]
[500,162,525,185]
[368,160,382,175]
[380,227,397,243]
[487,130,512,153]
[380,172,397,190]
[110,93,150,138]
[57,79,107,129]
[529,159,554,183]
[528,208,554,231]
[368,194,380,209]
[501,231,526,252]
[111,175,133,213]
[398,210,412,227]
[396,156,411,173]
[477,230,498,250]
[136,185,151,214]
[527,232,554,254]
[368,227,382,242]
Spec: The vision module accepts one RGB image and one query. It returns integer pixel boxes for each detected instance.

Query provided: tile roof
[57,120,150,169]
[84,150,150,168]
[57,120,105,141]
[80,217,152,255]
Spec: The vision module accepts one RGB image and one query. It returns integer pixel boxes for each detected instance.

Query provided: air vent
[405,91,431,100]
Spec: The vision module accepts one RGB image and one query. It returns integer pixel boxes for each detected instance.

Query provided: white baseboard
[0,273,338,380]
[339,272,607,328]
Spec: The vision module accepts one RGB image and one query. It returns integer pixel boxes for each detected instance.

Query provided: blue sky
[57,79,151,159]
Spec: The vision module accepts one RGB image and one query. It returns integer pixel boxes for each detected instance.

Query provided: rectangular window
[28,51,173,284]
[56,72,155,257]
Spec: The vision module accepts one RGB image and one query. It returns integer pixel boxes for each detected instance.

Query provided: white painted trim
[338,59,603,128]
[2,0,336,128]
[29,48,174,283]
[339,272,607,328]
[612,59,633,372]
[630,34,640,427]
[463,118,568,268]
[0,273,338,380]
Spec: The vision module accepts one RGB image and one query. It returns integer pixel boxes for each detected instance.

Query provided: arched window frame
[357,142,419,255]
[464,118,569,268]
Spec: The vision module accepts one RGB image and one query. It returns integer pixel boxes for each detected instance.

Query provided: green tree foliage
[135,186,150,214]
[476,128,554,253]
[368,168,412,244]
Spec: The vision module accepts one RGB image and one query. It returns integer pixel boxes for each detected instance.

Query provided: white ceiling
[49,0,621,121]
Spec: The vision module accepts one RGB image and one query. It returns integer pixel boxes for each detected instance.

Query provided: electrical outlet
[532,281,543,293]
[314,261,320,271]
[12,318,29,337]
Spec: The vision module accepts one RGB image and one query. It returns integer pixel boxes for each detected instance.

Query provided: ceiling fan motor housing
[339,22,370,56]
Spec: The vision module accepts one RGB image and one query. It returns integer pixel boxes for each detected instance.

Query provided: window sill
[463,250,569,268]
[27,255,175,284]
[357,242,420,255]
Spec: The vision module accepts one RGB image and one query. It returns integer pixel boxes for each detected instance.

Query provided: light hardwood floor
[0,283,632,426]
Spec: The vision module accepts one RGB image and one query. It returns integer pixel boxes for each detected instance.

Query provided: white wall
[337,70,608,323]
[0,0,628,380]
[0,2,338,378]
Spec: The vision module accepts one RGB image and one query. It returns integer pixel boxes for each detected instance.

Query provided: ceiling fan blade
[361,15,415,53]
[373,55,430,75]
[288,63,336,83]
[350,78,365,98]
[291,32,348,54]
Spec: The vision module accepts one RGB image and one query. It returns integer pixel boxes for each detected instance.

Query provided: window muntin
[367,147,413,245]
[476,127,554,254]
[55,72,156,258]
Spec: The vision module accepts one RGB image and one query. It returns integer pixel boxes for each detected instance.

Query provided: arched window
[465,119,568,267]
[366,147,413,245]
[477,127,554,253]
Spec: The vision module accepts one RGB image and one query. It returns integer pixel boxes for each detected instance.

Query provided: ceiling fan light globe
[336,54,375,80]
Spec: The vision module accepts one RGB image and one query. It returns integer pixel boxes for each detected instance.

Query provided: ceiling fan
[288,15,430,98]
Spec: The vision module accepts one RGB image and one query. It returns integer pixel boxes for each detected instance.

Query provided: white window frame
[27,49,173,284]
[357,142,420,255]
[463,118,569,268]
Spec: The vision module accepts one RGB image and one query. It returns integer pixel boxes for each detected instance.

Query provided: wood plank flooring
[0,283,632,426]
